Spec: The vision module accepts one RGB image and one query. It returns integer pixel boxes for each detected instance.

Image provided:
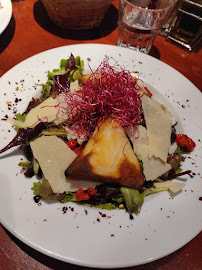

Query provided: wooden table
[0,1,201,269]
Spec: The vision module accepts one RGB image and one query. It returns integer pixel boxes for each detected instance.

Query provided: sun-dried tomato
[75,187,97,200]
[75,188,90,200]
[87,187,97,196]
[175,134,196,152]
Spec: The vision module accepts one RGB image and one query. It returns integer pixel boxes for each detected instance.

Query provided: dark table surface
[0,1,201,270]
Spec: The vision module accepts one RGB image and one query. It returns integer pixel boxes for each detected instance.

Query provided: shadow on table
[4,225,183,270]
[0,15,15,54]
[33,0,118,41]
[149,45,160,60]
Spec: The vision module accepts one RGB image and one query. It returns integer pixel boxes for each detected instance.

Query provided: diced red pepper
[75,187,97,201]
[175,134,196,152]
[66,140,77,150]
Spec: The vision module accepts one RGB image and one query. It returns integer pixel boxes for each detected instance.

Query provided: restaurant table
[0,1,201,270]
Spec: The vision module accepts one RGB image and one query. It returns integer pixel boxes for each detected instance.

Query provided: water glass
[160,0,182,36]
[117,0,175,54]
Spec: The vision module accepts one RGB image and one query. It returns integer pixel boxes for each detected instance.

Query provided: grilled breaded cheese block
[65,118,145,189]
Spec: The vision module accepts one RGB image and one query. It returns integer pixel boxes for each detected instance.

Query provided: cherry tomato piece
[74,145,84,155]
[87,187,97,196]
[75,188,90,200]
[66,140,77,150]
[175,134,196,152]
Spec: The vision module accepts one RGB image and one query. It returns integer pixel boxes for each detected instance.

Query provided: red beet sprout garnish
[172,122,178,128]
[61,59,143,140]
[172,170,192,178]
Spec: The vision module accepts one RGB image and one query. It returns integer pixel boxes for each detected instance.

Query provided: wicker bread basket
[41,0,113,29]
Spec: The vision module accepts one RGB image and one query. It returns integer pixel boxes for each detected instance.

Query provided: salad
[0,54,196,217]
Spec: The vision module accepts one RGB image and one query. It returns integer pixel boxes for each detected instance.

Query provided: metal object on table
[167,0,202,51]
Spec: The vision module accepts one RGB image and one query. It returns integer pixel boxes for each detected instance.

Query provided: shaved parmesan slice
[135,144,172,181]
[131,125,172,181]
[154,181,185,193]
[133,125,148,145]
[8,94,69,128]
[141,94,172,162]
[30,136,98,193]
[8,97,58,128]
[131,125,148,161]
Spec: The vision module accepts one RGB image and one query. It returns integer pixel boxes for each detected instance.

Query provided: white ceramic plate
[0,44,201,268]
[0,0,12,35]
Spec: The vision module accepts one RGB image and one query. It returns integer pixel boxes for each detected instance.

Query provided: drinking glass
[117,0,174,54]
[160,0,182,36]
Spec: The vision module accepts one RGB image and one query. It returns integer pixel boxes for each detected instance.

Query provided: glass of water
[117,0,175,54]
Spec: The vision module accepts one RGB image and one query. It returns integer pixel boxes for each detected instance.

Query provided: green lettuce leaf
[174,146,181,154]
[31,182,42,195]
[41,84,52,102]
[61,192,78,203]
[120,188,144,214]
[47,67,67,80]
[40,56,84,101]
[69,57,84,83]
[175,167,182,174]
[112,197,125,204]
[95,203,118,210]
[15,113,27,131]
[120,187,168,214]
[16,113,27,122]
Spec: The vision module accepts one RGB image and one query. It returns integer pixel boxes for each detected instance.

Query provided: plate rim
[0,43,199,92]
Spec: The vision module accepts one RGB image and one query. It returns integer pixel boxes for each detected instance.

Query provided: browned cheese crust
[66,118,145,189]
